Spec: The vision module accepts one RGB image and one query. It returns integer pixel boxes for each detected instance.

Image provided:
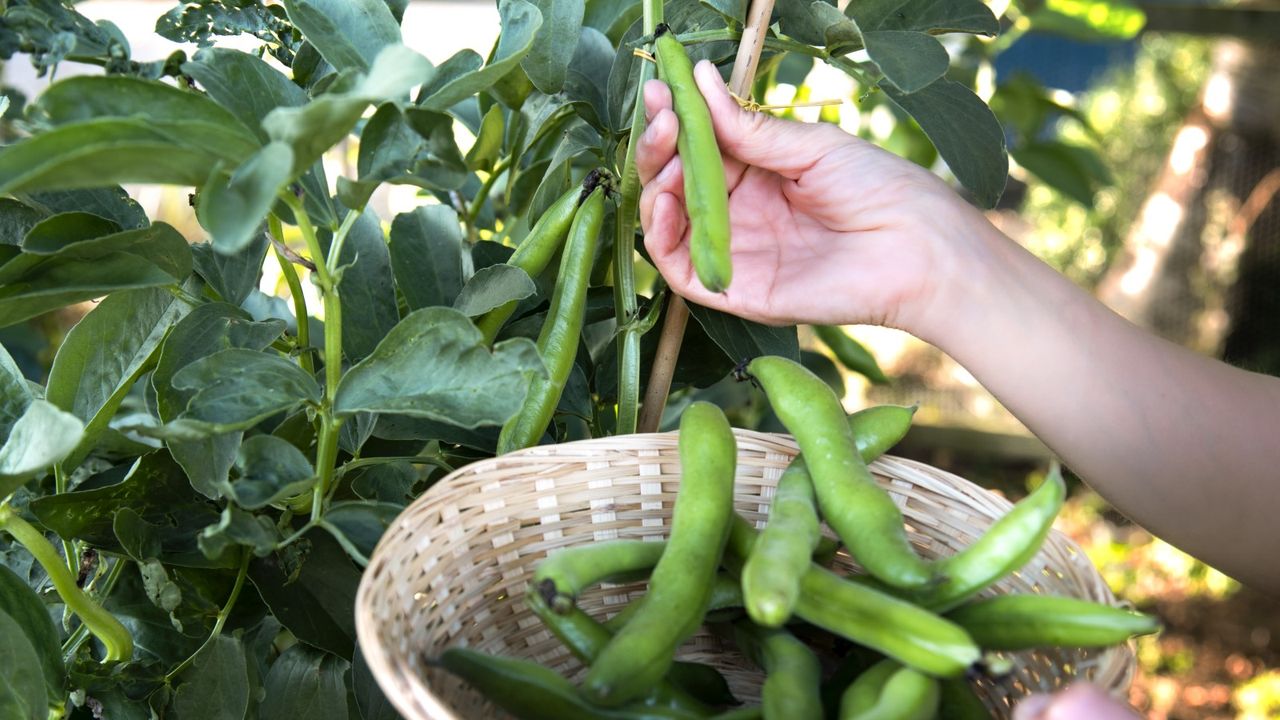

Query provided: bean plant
[0,0,1018,716]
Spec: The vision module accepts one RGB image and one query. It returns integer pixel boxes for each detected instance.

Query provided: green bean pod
[847,404,916,461]
[839,659,939,720]
[525,592,711,715]
[605,572,743,632]
[938,678,993,720]
[439,648,702,720]
[912,467,1067,613]
[475,172,601,344]
[946,594,1160,650]
[727,517,980,678]
[813,325,889,385]
[713,708,763,720]
[742,460,821,627]
[653,25,732,293]
[498,186,605,454]
[666,660,740,709]
[746,356,931,589]
[583,402,737,706]
[534,540,667,613]
[734,623,823,720]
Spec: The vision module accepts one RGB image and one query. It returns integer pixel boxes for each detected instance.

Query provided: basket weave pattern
[356,429,1135,720]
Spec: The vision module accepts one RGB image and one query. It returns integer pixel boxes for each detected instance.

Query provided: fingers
[643,77,672,121]
[693,60,851,179]
[636,104,678,185]
[639,155,685,233]
[1014,685,1140,720]
[643,193,726,308]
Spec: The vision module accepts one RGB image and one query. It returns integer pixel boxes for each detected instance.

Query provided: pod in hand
[653,24,733,293]
[745,355,931,589]
[582,402,737,706]
[946,594,1160,650]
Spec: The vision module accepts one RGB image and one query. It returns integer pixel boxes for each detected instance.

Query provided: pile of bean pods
[437,355,1161,719]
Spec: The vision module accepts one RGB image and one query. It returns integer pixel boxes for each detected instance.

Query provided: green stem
[270,215,316,376]
[465,156,513,229]
[612,0,664,436]
[163,551,250,684]
[60,554,126,663]
[280,194,345,524]
[53,466,77,577]
[325,209,363,276]
[333,455,454,479]
[0,505,132,663]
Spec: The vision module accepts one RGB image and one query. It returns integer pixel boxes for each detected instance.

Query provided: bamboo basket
[355,429,1136,720]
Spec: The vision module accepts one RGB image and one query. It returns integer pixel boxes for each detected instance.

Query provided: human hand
[1013,683,1141,720]
[637,60,988,335]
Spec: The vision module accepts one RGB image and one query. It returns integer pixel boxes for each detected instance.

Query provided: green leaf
[171,635,250,720]
[100,562,207,665]
[19,188,149,230]
[847,0,998,36]
[0,199,45,246]
[560,26,614,131]
[0,565,65,705]
[317,502,400,565]
[0,255,187,329]
[523,0,584,94]
[324,210,398,361]
[388,206,466,310]
[1013,140,1109,206]
[20,211,120,253]
[230,435,314,510]
[282,0,401,73]
[688,303,801,364]
[417,0,543,111]
[35,75,260,161]
[197,142,295,254]
[45,286,194,467]
[198,506,281,559]
[248,531,359,658]
[0,610,45,720]
[30,453,224,568]
[259,644,350,720]
[171,433,244,503]
[157,2,294,61]
[861,30,948,94]
[138,559,184,631]
[0,344,35,442]
[465,104,504,173]
[772,0,841,46]
[336,104,468,208]
[0,400,84,498]
[334,307,546,428]
[584,0,644,44]
[452,265,536,318]
[183,48,309,142]
[264,44,432,175]
[0,118,228,195]
[113,506,163,561]
[881,79,1007,209]
[353,648,401,720]
[191,234,270,307]
[173,349,321,433]
[5,219,191,282]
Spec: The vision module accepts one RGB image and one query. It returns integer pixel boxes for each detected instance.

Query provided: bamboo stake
[637,0,776,433]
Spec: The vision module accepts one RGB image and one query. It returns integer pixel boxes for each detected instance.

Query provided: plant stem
[163,551,250,684]
[325,208,362,277]
[0,505,133,663]
[279,194,346,524]
[333,455,454,478]
[60,555,126,664]
[270,217,316,375]
[53,466,77,576]
[613,0,665,436]
[640,0,777,433]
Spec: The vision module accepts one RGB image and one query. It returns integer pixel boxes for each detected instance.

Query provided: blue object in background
[995,33,1138,92]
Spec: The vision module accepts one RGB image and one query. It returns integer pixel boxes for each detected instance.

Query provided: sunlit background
[3,1,1278,717]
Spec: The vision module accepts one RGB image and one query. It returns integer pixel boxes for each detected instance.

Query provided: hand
[1013,683,1141,720]
[636,60,985,334]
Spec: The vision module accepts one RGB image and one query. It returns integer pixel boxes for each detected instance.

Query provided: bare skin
[637,59,1280,716]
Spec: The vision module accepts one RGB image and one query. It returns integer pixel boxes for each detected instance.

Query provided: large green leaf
[452,265,536,318]
[334,307,545,428]
[0,566,64,705]
[688,303,801,364]
[559,26,614,131]
[0,610,45,720]
[30,453,224,568]
[282,0,401,73]
[191,233,271,307]
[0,400,84,498]
[324,210,398,361]
[170,635,250,720]
[522,0,584,93]
[465,104,504,173]
[847,0,998,36]
[352,648,401,720]
[0,254,185,329]
[0,119,227,195]
[35,75,260,160]
[258,644,350,720]
[335,104,468,209]
[317,502,400,565]
[248,531,359,658]
[230,435,314,511]
[197,141,295,254]
[198,506,281,559]
[0,199,46,246]
[182,48,309,142]
[172,349,322,433]
[264,43,432,175]
[45,286,194,468]
[860,30,948,93]
[881,79,1008,209]
[19,188,148,230]
[4,219,191,281]
[19,211,120,253]
[416,0,543,111]
[0,344,34,442]
[388,205,467,310]
[772,0,840,46]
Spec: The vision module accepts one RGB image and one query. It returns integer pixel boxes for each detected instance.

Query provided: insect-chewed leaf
[334,307,547,428]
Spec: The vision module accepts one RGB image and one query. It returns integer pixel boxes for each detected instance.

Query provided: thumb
[693,59,850,179]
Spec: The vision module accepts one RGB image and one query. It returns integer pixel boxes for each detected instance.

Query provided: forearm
[922,218,1280,595]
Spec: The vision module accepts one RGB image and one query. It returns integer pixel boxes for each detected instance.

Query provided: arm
[636,61,1280,596]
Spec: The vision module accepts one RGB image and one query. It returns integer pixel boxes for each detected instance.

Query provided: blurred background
[2,1,1278,717]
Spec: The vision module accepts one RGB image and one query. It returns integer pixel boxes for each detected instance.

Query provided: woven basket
[355,429,1136,720]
